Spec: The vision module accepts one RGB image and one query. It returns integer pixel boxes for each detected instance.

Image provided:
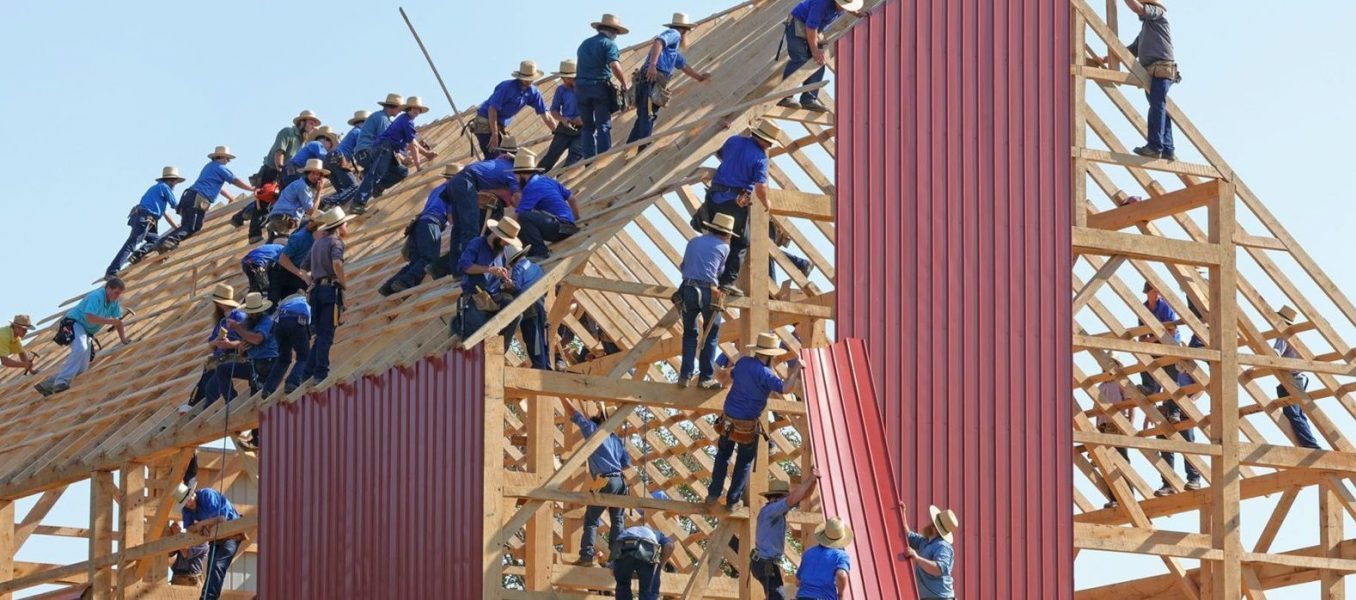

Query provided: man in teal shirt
[36,278,131,396]
[576,13,630,158]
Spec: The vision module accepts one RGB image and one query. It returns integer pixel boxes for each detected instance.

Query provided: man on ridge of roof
[473,60,557,158]
[350,96,438,214]
[689,120,782,297]
[626,12,711,148]
[234,110,322,233]
[106,166,184,277]
[511,150,579,259]
[159,146,255,250]
[35,278,130,397]
[777,0,863,113]
[576,13,630,159]
[539,59,585,172]
[1117,0,1178,161]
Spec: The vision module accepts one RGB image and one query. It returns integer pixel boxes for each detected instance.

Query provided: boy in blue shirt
[690,121,781,296]
[752,472,820,600]
[904,504,958,600]
[351,96,438,213]
[677,213,736,389]
[266,159,328,243]
[562,399,632,567]
[203,293,277,409]
[706,332,802,508]
[240,244,286,295]
[576,14,630,158]
[453,219,521,343]
[160,147,255,249]
[35,278,130,396]
[778,0,863,112]
[1137,282,1202,496]
[796,517,854,600]
[474,60,556,157]
[380,164,462,296]
[173,483,241,600]
[540,60,584,171]
[448,150,520,264]
[262,292,311,396]
[512,151,580,258]
[107,166,185,277]
[627,13,710,146]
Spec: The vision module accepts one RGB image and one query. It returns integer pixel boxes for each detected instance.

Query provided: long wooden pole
[398,7,481,161]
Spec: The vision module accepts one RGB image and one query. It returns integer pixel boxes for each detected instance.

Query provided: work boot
[1160,151,1177,162]
[704,493,720,504]
[698,378,723,390]
[351,204,368,215]
[230,213,246,228]
[49,381,70,395]
[719,284,744,297]
[572,555,595,567]
[378,282,397,297]
[799,98,829,113]
[1183,478,1204,491]
[1153,483,1176,497]
[248,235,263,244]
[33,380,55,397]
[1132,145,1163,159]
[776,98,801,110]
[677,375,692,388]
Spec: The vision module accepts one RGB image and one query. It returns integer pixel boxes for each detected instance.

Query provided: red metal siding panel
[258,347,486,599]
[802,339,918,600]
[836,0,1072,597]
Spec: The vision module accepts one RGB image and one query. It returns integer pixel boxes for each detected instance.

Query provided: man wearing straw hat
[281,126,340,188]
[778,0,863,113]
[453,218,523,341]
[576,13,631,158]
[258,109,322,185]
[353,94,404,165]
[752,471,820,600]
[903,504,958,600]
[626,12,711,147]
[1118,0,1178,161]
[35,277,130,397]
[0,315,36,374]
[499,245,549,369]
[266,158,329,242]
[172,482,241,600]
[159,146,255,250]
[474,60,556,157]
[690,121,782,296]
[560,398,633,568]
[540,59,585,171]
[179,284,245,414]
[677,212,736,389]
[706,331,803,508]
[379,163,463,297]
[202,292,278,410]
[351,96,439,214]
[447,142,522,263]
[794,516,853,600]
[303,207,357,384]
[327,111,368,198]
[106,166,184,277]
[511,151,580,259]
[1274,305,1322,449]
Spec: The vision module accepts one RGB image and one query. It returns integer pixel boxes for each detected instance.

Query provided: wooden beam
[1087,181,1221,231]
[504,486,746,519]
[560,275,834,319]
[1073,227,1223,266]
[524,393,553,590]
[1208,180,1242,599]
[767,189,833,221]
[503,367,806,416]
[1077,148,1225,179]
[1073,522,1220,560]
[88,470,114,600]
[1321,482,1346,598]
[0,500,12,600]
[117,463,146,598]
[482,336,506,600]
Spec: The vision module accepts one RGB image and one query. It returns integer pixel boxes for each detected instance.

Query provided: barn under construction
[1,0,1354,598]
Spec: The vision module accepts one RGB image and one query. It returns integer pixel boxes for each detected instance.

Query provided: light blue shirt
[680,233,730,285]
[270,178,316,220]
[354,111,394,152]
[754,498,791,560]
[796,545,852,600]
[66,289,123,335]
[570,412,631,477]
[137,181,178,217]
[907,532,955,598]
[336,127,361,157]
[617,525,672,546]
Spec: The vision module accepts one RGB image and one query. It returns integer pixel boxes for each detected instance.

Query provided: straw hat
[486,217,522,248]
[747,331,789,357]
[311,126,341,146]
[496,135,522,155]
[240,292,273,315]
[553,59,578,78]
[317,206,358,231]
[666,12,696,29]
[591,13,630,35]
[157,166,186,182]
[403,96,430,114]
[302,158,330,176]
[10,314,34,332]
[506,245,532,266]
[836,0,865,11]
[442,163,463,178]
[1278,305,1299,325]
[762,480,791,498]
[348,110,370,126]
[814,517,854,549]
[749,120,783,146]
[511,151,543,173]
[929,505,959,544]
[292,110,321,127]
[208,145,236,160]
[511,60,544,81]
[202,283,240,308]
[172,483,194,509]
[703,212,740,237]
[379,93,405,108]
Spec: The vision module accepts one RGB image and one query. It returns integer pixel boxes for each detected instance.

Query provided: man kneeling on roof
[0,314,36,374]
[180,284,244,415]
[512,150,580,259]
[265,158,328,243]
[453,218,523,345]
[106,166,184,277]
[706,332,802,509]
[35,278,130,397]
[173,483,241,600]
[379,163,463,297]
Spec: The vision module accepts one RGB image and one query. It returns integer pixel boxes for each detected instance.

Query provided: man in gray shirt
[1123,0,1177,160]
[303,207,355,383]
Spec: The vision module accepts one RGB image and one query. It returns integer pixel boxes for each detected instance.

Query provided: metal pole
[399,7,481,161]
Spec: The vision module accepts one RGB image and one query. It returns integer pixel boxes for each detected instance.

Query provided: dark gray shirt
[309,234,345,281]
[1128,5,1172,67]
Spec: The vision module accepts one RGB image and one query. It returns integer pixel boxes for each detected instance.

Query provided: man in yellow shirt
[0,315,36,373]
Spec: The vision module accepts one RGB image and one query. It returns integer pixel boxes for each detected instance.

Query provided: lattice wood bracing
[1072,1,1356,598]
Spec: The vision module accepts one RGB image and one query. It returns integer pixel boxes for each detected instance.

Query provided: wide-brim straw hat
[310,126,341,145]
[317,206,359,231]
[1278,305,1299,324]
[293,109,320,127]
[157,166,186,182]
[302,158,331,176]
[666,12,696,29]
[930,505,959,544]
[379,93,405,108]
[496,135,522,155]
[512,60,544,81]
[486,218,522,248]
[511,151,542,173]
[10,314,34,332]
[208,145,236,160]
[815,517,854,549]
[348,110,370,126]
[747,331,790,357]
[762,480,791,497]
[172,483,194,510]
[442,163,463,178]
[202,283,240,308]
[553,59,578,77]
[240,292,273,315]
[591,13,630,35]
[750,120,783,146]
[403,96,431,114]
[702,212,740,237]
[506,245,532,266]
[837,0,865,11]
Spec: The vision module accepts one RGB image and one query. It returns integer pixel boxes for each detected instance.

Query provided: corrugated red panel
[802,339,918,600]
[836,1,1073,598]
[258,347,486,599]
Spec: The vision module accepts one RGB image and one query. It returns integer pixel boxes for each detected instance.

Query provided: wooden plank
[1207,180,1242,599]
[0,500,12,600]
[1320,482,1346,598]
[1073,522,1220,560]
[116,464,146,599]
[767,189,833,221]
[1073,226,1223,266]
[88,470,114,600]
[524,394,553,590]
[503,367,806,416]
[1077,148,1225,179]
[1086,181,1220,231]
[483,336,506,599]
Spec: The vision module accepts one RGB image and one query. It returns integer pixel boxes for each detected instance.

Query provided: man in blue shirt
[241,244,286,295]
[351,96,439,214]
[160,147,255,250]
[262,292,311,396]
[677,213,735,389]
[236,111,321,234]
[576,14,630,158]
[106,166,184,277]
[540,60,584,171]
[325,111,367,200]
[562,399,632,567]
[796,517,853,599]
[282,128,338,188]
[475,60,556,157]
[707,332,802,508]
[336,111,367,160]
[1273,305,1321,451]
[454,219,522,342]
[380,164,463,297]
[690,122,781,296]
[752,472,820,600]
[203,292,277,409]
[626,13,711,146]
[35,278,131,396]
[353,94,403,166]
[501,247,549,369]
[903,504,958,599]
[270,220,317,304]
[1138,282,1201,496]
[448,150,520,264]
[174,483,242,600]
[267,158,327,243]
[612,524,675,600]
[778,0,862,112]
[512,151,579,258]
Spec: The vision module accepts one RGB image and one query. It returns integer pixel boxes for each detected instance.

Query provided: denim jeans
[474,132,496,158]
[392,219,442,290]
[750,556,786,600]
[200,538,240,600]
[626,77,659,145]
[582,475,628,561]
[51,327,92,386]
[267,264,308,305]
[613,554,660,600]
[680,284,722,380]
[1159,400,1201,483]
[1145,77,1175,154]
[204,358,273,406]
[305,285,340,382]
[708,435,758,505]
[241,260,271,295]
[264,315,310,395]
[353,143,407,208]
[539,129,583,171]
[781,22,826,103]
[107,208,157,276]
[1278,374,1320,449]
[326,154,358,195]
[447,174,484,263]
[707,199,750,286]
[517,210,576,258]
[519,301,550,369]
[576,81,614,158]
[164,190,210,245]
[454,300,519,350]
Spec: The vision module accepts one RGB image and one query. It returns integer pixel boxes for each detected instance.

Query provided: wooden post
[0,499,13,600]
[1105,0,1119,71]
[116,463,145,599]
[524,394,554,590]
[482,336,506,599]
[738,200,773,600]
[89,470,115,600]
[1072,10,1089,228]
[1320,482,1345,599]
[1207,181,1241,600]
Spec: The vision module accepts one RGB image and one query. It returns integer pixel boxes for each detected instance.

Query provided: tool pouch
[617,538,660,564]
[1148,60,1182,83]
[472,287,501,313]
[54,318,77,346]
[471,115,493,135]
[555,121,581,137]
[193,192,212,212]
[716,414,761,445]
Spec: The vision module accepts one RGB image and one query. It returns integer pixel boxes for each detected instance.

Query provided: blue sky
[2,0,1355,597]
